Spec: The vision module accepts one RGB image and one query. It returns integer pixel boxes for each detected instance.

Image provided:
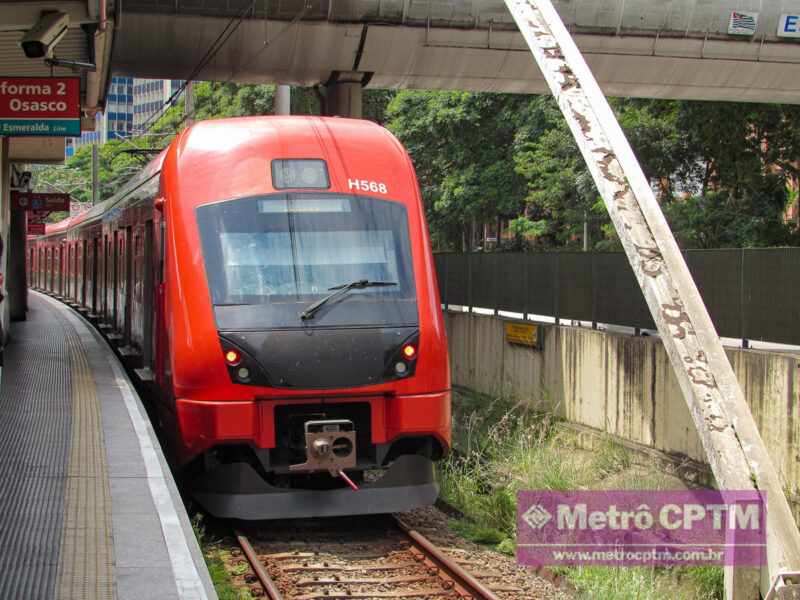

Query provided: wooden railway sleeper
[283,561,417,572]
[294,589,452,600]
[296,575,431,586]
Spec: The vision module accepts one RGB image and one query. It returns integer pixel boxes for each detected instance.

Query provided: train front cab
[166,118,451,520]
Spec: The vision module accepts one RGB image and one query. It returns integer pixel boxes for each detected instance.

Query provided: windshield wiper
[300,279,398,320]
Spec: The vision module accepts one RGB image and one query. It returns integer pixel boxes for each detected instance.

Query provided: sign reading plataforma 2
[0,77,80,136]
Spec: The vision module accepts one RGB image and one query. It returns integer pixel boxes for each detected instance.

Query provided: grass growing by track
[438,390,724,600]
[192,514,254,600]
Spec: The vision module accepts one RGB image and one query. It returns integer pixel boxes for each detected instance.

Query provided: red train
[29,116,451,519]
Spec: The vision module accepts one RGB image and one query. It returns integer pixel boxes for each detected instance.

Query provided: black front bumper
[192,455,438,520]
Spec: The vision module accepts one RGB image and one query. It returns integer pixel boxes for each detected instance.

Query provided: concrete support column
[324,72,364,118]
[8,208,26,321]
[185,80,195,126]
[275,85,291,115]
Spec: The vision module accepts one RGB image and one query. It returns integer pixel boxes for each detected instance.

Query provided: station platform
[0,292,217,600]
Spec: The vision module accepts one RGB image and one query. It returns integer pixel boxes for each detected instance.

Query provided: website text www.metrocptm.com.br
[543,547,725,562]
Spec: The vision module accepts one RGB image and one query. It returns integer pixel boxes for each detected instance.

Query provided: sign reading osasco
[0,77,80,136]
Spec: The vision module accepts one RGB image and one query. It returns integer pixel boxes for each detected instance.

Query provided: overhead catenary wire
[163,1,313,133]
[98,0,313,195]
[137,2,255,132]
[118,0,257,150]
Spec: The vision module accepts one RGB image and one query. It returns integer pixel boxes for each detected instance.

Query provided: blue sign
[778,14,800,37]
[0,118,80,136]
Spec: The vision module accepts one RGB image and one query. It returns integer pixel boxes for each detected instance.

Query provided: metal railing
[434,248,800,346]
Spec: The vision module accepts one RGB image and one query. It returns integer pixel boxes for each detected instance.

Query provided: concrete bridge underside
[114,0,800,103]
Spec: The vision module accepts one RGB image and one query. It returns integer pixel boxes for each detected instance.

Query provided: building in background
[133,79,183,132]
[66,77,181,157]
[107,76,135,139]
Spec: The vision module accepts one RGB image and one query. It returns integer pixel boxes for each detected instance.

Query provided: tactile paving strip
[0,295,72,599]
[55,306,115,600]
[0,294,115,600]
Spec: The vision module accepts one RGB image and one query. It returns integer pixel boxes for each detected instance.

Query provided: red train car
[30,116,451,519]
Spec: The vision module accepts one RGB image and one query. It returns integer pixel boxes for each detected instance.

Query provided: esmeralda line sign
[0,77,81,136]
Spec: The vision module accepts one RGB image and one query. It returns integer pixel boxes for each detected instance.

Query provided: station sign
[11,191,71,212]
[778,14,800,37]
[0,77,81,136]
[27,222,46,235]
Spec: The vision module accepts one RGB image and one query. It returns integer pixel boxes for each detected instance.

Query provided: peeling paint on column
[504,0,800,589]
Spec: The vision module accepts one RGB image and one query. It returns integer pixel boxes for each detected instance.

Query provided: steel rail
[235,530,284,600]
[392,517,501,600]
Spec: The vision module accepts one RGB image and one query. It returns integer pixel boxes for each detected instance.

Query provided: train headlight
[225,349,242,366]
[385,333,420,380]
[220,337,271,387]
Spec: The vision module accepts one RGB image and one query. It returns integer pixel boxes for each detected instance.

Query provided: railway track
[233,515,524,600]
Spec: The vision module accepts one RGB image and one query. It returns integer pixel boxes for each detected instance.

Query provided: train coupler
[289,419,357,483]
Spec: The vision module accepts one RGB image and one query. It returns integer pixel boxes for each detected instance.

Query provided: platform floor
[0,292,216,600]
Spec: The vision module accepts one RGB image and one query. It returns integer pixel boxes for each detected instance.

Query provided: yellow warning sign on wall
[504,322,539,348]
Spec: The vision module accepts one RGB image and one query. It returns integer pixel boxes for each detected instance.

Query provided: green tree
[30,82,800,249]
[667,101,799,247]
[513,97,800,249]
[31,135,155,213]
[387,91,529,250]
[512,96,604,248]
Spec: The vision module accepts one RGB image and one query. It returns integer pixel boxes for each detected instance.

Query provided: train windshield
[196,193,418,329]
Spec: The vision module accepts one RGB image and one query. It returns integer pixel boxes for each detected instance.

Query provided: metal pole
[91,144,99,205]
[583,210,589,251]
[740,247,748,349]
[503,2,800,597]
[184,80,195,126]
[275,84,291,115]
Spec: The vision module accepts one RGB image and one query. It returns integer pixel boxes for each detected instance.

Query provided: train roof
[35,116,411,240]
[171,116,412,212]
[39,149,167,239]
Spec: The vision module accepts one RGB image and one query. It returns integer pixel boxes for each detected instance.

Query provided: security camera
[20,12,69,59]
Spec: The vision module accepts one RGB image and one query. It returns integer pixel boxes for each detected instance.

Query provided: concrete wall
[445,311,800,508]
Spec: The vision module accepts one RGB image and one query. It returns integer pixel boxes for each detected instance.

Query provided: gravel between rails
[224,506,573,600]
[397,506,573,600]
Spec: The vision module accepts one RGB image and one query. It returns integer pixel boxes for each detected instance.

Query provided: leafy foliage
[389,92,800,250]
[30,135,155,218]
[30,81,800,249]
[386,91,529,250]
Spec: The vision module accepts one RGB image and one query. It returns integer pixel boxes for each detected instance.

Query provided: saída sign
[11,191,70,212]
